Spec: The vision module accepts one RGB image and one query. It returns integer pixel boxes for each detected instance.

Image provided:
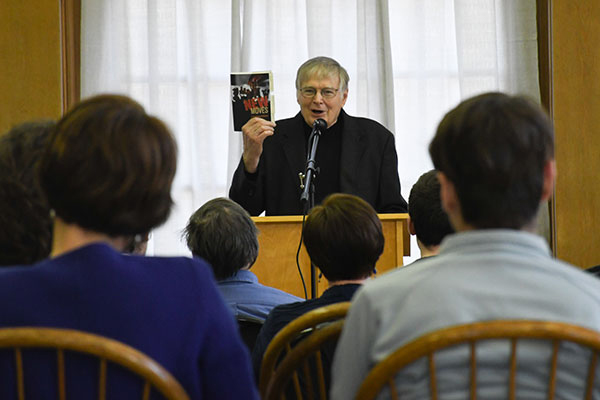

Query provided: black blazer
[229,110,408,216]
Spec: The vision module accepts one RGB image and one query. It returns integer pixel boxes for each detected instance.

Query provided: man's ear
[408,217,416,236]
[541,159,556,202]
[438,171,469,231]
[437,172,458,216]
[341,89,348,107]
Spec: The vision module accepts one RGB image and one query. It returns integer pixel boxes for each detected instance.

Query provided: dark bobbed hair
[183,197,259,280]
[303,193,384,282]
[39,94,177,236]
[0,121,54,265]
[429,92,554,229]
[408,170,454,246]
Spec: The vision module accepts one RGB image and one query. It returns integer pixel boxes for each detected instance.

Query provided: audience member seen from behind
[331,92,600,399]
[252,193,384,377]
[407,169,454,260]
[0,95,258,399]
[184,197,302,322]
[0,121,54,265]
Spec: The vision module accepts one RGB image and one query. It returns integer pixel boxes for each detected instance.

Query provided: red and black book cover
[231,71,274,131]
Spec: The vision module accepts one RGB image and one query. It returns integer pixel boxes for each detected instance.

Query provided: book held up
[231,71,274,131]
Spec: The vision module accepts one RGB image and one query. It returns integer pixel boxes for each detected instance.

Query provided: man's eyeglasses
[299,87,339,99]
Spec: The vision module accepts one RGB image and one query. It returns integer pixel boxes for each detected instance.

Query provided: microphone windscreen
[313,118,327,130]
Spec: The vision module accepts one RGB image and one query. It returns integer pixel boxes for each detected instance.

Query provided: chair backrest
[0,327,190,400]
[237,317,264,353]
[258,301,351,397]
[264,319,345,400]
[356,320,600,400]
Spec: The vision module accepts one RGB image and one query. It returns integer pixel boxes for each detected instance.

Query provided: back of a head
[429,92,554,229]
[0,121,55,265]
[38,94,177,236]
[303,193,384,282]
[408,170,454,247]
[184,197,258,280]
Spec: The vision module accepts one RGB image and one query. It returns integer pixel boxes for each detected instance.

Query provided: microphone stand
[300,122,323,299]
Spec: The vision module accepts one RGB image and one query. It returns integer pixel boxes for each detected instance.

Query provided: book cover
[231,71,274,131]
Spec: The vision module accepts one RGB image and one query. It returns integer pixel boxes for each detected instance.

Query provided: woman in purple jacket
[0,94,258,399]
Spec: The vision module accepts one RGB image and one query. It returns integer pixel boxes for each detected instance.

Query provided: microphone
[312,118,327,131]
[301,119,327,205]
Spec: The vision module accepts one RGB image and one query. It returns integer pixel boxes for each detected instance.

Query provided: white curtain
[81,0,540,260]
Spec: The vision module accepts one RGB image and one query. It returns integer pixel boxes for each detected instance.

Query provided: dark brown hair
[39,94,177,236]
[429,92,554,229]
[408,170,454,246]
[303,193,384,281]
[0,121,54,265]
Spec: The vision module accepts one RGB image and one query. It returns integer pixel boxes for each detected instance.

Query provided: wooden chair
[0,327,189,400]
[264,319,345,400]
[259,302,351,398]
[356,320,600,400]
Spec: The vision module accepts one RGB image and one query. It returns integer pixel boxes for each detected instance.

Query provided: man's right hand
[241,117,276,173]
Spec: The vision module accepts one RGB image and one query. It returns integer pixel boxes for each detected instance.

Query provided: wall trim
[60,0,81,114]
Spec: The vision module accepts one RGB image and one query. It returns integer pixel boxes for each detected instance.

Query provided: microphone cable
[295,203,309,300]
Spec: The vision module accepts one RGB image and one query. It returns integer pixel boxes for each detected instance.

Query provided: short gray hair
[295,56,350,92]
[184,197,259,280]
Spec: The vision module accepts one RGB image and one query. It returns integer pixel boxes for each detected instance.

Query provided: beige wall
[0,2,62,134]
[553,2,600,268]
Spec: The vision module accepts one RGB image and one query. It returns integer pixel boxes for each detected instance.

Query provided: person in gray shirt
[331,92,600,399]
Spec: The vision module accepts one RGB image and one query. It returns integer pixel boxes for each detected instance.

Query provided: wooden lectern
[250,214,410,299]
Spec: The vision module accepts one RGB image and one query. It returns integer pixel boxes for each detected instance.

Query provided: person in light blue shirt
[184,197,302,322]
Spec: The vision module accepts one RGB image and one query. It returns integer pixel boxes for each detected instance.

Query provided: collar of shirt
[219,269,259,284]
[439,229,551,258]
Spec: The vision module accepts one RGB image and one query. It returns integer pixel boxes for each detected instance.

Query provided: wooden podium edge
[251,213,411,258]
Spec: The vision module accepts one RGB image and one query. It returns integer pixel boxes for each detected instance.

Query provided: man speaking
[229,56,408,216]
